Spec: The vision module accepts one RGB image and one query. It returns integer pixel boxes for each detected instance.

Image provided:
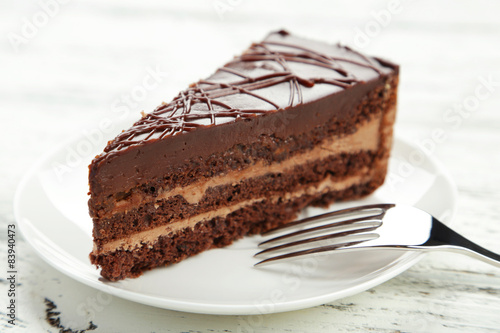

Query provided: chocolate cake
[88,30,399,281]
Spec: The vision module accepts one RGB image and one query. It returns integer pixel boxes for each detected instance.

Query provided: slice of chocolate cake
[88,30,399,281]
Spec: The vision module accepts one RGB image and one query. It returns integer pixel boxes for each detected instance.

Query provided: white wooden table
[2,0,500,332]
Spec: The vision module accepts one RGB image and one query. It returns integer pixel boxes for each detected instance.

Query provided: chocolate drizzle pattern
[99,31,389,161]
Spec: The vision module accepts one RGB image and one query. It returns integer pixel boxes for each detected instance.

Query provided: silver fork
[254,203,500,268]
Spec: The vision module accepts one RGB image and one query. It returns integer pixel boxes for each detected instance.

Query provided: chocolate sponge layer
[90,170,386,281]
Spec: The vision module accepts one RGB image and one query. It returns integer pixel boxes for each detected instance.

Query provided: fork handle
[424,218,500,268]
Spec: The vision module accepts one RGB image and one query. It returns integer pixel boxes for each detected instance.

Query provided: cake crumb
[44,298,98,333]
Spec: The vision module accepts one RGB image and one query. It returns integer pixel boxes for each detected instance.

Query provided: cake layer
[94,171,378,255]
[102,113,382,218]
[93,151,380,244]
[90,171,386,281]
[92,150,379,244]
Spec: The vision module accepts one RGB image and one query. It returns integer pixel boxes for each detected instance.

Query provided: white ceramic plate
[14,133,457,315]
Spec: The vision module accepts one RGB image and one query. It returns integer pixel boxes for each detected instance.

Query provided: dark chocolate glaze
[89,30,398,198]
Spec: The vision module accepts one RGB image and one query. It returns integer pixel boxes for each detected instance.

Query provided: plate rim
[13,135,458,315]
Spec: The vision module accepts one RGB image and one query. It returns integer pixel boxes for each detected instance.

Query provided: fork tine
[254,203,394,267]
[255,225,380,257]
[254,234,379,267]
[258,217,383,247]
[261,203,394,237]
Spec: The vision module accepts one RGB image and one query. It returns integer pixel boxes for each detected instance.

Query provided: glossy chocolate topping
[89,30,398,197]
